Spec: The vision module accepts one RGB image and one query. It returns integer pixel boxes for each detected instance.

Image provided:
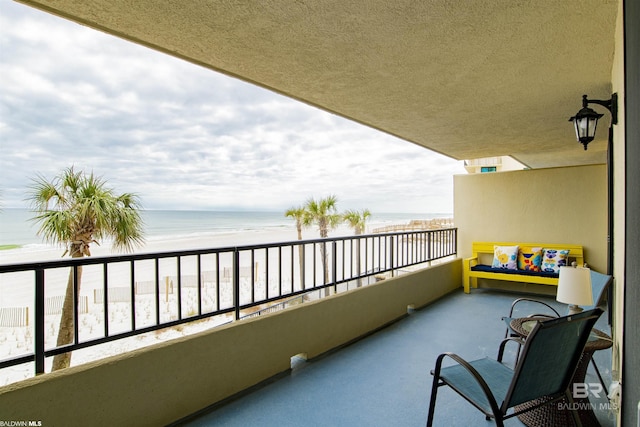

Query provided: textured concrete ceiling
[18,0,618,168]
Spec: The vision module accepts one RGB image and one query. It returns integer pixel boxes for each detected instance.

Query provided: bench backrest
[471,242,584,267]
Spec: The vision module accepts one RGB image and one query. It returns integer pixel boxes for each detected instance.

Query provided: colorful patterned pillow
[492,245,519,270]
[518,247,543,271]
[541,248,570,273]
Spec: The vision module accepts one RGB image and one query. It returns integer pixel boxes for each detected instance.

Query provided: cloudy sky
[0,1,467,214]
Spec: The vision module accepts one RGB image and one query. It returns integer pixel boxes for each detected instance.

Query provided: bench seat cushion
[471,264,559,278]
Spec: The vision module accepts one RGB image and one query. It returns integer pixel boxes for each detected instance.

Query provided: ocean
[0,209,451,247]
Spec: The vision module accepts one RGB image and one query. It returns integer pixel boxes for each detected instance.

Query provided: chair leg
[590,358,609,396]
[514,343,522,365]
[426,376,440,427]
[565,389,583,427]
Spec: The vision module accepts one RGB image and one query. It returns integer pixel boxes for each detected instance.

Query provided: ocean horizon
[0,208,452,248]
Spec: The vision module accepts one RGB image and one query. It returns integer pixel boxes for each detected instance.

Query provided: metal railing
[0,228,457,375]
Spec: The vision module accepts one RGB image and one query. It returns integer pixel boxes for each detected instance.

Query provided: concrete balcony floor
[176,288,614,427]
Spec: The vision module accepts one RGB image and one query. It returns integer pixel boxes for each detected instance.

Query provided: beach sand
[0,224,362,385]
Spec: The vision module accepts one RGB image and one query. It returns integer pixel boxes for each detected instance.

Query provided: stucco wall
[454,165,608,291]
[0,259,461,426]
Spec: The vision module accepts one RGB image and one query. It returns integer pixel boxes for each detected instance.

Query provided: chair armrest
[497,337,525,363]
[430,352,502,420]
[508,298,561,318]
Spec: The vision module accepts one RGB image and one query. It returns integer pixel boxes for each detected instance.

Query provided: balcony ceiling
[18,0,618,169]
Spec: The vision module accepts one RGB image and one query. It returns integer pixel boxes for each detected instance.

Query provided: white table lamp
[557,266,593,315]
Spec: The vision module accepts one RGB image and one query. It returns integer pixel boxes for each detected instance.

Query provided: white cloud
[0,0,467,214]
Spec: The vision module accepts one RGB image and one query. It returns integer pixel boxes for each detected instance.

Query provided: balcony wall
[454,164,607,293]
[0,259,461,426]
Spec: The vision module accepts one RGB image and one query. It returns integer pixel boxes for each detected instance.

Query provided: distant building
[463,156,526,173]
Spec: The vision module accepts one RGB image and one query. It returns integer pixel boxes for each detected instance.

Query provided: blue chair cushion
[471,264,559,278]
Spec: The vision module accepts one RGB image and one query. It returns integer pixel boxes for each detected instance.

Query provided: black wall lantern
[569,93,618,150]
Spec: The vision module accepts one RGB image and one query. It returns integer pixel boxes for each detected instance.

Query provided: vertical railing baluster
[301,244,306,290]
[251,249,255,303]
[412,232,415,262]
[265,248,269,300]
[73,265,79,345]
[390,235,395,277]
[382,236,387,271]
[197,254,202,316]
[103,263,109,337]
[234,249,240,320]
[343,240,347,281]
[332,240,338,293]
[365,237,369,278]
[130,261,136,331]
[313,243,317,288]
[155,258,160,325]
[215,253,220,312]
[454,228,458,255]
[278,246,283,296]
[406,233,410,265]
[177,257,182,320]
[290,244,294,291]
[34,268,45,375]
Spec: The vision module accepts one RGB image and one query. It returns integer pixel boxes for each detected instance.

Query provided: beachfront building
[463,156,526,174]
[1,1,638,426]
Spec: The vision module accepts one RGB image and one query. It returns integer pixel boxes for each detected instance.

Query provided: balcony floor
[176,288,614,427]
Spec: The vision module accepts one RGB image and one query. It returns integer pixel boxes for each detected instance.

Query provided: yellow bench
[463,242,584,293]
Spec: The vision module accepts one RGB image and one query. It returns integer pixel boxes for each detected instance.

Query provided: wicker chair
[426,309,603,427]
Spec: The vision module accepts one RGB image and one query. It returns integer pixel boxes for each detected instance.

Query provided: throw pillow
[541,248,570,273]
[518,247,543,271]
[492,245,519,270]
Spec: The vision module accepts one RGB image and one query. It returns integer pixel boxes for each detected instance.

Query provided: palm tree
[284,206,306,287]
[343,209,371,235]
[303,195,342,292]
[29,167,144,371]
[285,206,306,241]
[343,209,371,286]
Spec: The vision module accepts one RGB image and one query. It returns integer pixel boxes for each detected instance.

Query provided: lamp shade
[557,266,593,306]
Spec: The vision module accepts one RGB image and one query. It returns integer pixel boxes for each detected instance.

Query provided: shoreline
[0,224,357,264]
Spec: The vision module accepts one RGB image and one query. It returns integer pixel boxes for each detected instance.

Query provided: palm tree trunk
[51,251,83,371]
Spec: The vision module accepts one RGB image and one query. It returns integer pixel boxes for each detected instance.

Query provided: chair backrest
[502,308,603,410]
[583,270,612,311]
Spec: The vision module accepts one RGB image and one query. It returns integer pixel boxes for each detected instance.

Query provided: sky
[0,1,467,214]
